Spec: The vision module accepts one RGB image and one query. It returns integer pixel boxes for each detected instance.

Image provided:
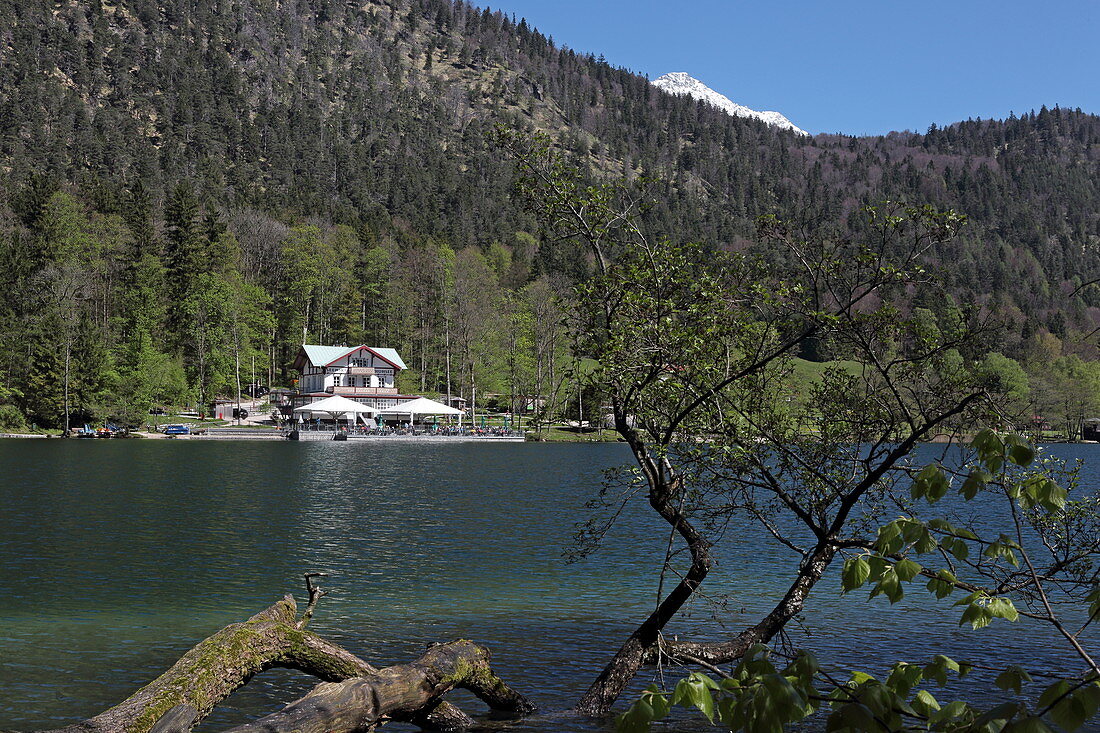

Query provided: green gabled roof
[368,348,407,370]
[301,344,352,366]
[297,345,408,371]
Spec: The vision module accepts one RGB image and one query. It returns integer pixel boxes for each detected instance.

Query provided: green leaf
[1003,717,1056,733]
[930,699,971,724]
[971,701,1022,729]
[616,699,654,733]
[849,671,876,685]
[926,569,957,599]
[984,538,1020,568]
[865,554,889,580]
[927,517,954,532]
[639,685,671,719]
[912,689,941,715]
[946,537,971,561]
[885,663,923,697]
[961,468,990,500]
[900,518,925,544]
[784,650,820,685]
[826,702,878,732]
[972,429,1006,472]
[960,601,994,630]
[1049,691,1092,732]
[911,465,951,503]
[995,665,1032,694]
[932,655,960,673]
[874,521,904,555]
[762,673,808,721]
[914,527,938,554]
[989,597,1020,622]
[1075,682,1100,725]
[894,558,923,582]
[671,677,692,706]
[870,568,904,603]
[1038,680,1072,710]
[842,555,871,592]
[694,672,721,691]
[1039,479,1068,513]
[1087,587,1100,622]
[1005,435,1035,467]
[716,696,740,729]
[673,673,716,723]
[923,656,955,686]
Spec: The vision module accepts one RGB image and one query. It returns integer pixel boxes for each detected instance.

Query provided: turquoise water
[0,440,1096,731]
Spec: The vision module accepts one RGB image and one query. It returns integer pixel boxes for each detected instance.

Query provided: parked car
[164,424,190,436]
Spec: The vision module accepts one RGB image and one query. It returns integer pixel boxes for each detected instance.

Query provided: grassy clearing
[526,427,619,442]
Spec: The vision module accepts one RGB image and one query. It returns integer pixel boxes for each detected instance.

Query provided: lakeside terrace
[190,425,525,441]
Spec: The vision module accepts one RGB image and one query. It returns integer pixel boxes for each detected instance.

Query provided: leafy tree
[275,225,325,374]
[163,183,203,313]
[979,352,1031,424]
[618,431,1100,731]
[450,246,504,419]
[26,261,98,432]
[502,132,1086,725]
[1028,356,1100,440]
[113,329,187,426]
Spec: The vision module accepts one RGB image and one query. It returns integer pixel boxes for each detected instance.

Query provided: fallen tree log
[37,581,532,733]
[222,640,535,733]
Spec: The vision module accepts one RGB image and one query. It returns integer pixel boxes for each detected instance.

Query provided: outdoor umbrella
[385,397,463,426]
[293,395,377,429]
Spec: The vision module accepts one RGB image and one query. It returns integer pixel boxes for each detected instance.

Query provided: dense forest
[1,0,1100,431]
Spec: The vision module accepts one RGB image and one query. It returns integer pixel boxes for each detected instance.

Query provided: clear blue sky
[483,0,1099,136]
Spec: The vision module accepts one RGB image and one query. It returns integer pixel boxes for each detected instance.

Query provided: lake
[0,440,1097,731]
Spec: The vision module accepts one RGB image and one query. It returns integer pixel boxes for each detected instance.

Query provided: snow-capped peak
[652,72,808,136]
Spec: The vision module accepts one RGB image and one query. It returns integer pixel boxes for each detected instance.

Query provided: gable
[293,344,406,372]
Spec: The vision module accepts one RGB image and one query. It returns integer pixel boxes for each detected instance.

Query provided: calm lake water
[0,440,1097,731]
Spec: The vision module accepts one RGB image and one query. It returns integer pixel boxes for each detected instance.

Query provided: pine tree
[163,182,203,349]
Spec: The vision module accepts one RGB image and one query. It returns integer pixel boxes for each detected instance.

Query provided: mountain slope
[652,72,808,135]
[0,0,1098,346]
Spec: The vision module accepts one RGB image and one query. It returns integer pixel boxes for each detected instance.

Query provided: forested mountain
[1,0,1099,430]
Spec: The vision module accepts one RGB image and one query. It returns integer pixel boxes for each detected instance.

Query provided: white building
[290,344,413,412]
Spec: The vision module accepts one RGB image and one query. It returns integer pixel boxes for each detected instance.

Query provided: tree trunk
[63,337,71,435]
[38,594,532,733]
[652,542,838,666]
[444,317,452,408]
[574,428,713,716]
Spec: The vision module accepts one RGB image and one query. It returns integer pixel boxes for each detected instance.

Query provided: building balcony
[326,385,398,396]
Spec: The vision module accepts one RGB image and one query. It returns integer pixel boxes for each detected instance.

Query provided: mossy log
[39,591,532,733]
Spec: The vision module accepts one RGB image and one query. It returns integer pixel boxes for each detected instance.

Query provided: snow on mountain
[652,72,808,136]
